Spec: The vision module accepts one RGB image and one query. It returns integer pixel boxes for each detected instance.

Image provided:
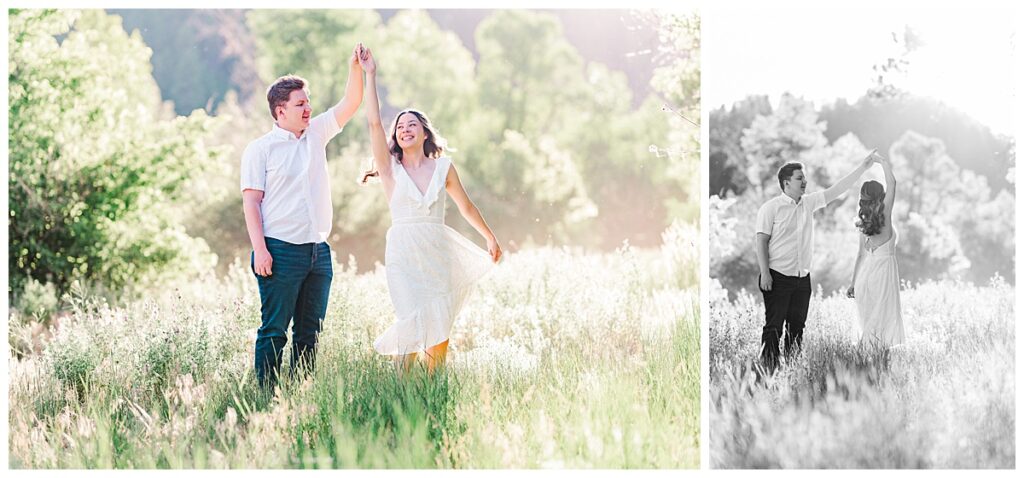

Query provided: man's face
[277,89,312,131]
[784,169,807,197]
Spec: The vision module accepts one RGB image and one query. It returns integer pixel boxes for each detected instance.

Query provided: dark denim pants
[251,237,333,389]
[759,269,811,371]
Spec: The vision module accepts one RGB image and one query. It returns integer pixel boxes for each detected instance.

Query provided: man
[754,150,879,372]
[240,44,365,390]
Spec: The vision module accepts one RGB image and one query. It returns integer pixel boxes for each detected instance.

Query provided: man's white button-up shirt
[755,191,827,277]
[240,107,342,244]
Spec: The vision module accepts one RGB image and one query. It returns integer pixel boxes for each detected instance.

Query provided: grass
[709,276,1015,468]
[8,241,699,469]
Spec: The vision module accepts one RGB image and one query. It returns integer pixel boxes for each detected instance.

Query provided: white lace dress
[854,228,905,347]
[373,156,494,355]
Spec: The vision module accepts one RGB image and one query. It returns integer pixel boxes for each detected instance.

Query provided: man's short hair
[778,162,804,190]
[266,75,308,120]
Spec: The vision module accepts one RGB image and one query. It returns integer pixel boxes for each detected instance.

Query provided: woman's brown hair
[856,180,885,236]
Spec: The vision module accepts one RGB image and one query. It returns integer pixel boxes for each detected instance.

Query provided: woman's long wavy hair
[362,109,447,183]
[856,180,885,236]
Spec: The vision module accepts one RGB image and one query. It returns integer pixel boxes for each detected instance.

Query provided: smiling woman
[356,47,502,374]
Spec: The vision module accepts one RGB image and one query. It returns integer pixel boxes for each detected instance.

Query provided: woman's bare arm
[445,165,501,263]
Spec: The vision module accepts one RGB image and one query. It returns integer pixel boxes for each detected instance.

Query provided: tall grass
[709,276,1015,468]
[9,243,699,468]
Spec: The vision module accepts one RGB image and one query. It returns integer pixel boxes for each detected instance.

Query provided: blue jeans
[251,237,333,389]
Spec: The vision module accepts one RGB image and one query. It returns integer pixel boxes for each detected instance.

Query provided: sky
[704,5,1016,135]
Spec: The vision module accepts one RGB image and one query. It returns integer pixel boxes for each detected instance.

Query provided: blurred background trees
[710,16,1014,296]
[710,89,1014,296]
[9,9,222,304]
[8,9,698,308]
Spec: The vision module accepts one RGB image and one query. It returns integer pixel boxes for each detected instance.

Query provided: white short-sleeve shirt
[240,107,342,244]
[755,191,827,277]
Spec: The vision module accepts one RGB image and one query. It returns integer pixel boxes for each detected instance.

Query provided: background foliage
[9,9,222,301]
[710,90,1014,295]
[9,9,698,308]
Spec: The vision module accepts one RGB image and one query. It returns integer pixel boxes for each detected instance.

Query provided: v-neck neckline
[401,158,439,198]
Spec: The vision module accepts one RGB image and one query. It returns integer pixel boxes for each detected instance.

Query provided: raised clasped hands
[349,43,363,70]
[867,148,887,165]
[862,148,880,168]
[355,43,376,74]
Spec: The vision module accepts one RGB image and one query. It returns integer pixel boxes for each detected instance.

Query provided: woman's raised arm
[359,46,393,188]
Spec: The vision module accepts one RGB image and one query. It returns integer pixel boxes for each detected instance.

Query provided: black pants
[759,269,811,370]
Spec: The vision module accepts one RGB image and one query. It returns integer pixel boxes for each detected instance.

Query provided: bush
[8,9,222,298]
[13,278,59,320]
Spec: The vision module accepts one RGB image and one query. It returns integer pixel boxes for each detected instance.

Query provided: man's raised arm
[823,149,879,204]
[331,44,365,128]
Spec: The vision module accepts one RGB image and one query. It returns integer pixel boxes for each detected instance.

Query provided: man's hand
[760,273,773,292]
[349,43,363,71]
[254,248,273,277]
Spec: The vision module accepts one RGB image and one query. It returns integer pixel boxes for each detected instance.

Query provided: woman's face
[395,112,426,150]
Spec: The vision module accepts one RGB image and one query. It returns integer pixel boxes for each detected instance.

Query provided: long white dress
[373,156,494,356]
[853,228,905,347]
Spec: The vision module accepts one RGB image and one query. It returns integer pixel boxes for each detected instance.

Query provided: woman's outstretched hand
[357,44,376,75]
[487,236,502,263]
[869,149,887,164]
[862,148,879,168]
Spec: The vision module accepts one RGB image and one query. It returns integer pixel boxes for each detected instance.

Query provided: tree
[9,9,221,297]
[709,95,772,197]
[867,25,923,101]
[474,10,586,137]
[821,94,1013,191]
[375,10,478,134]
[463,11,604,246]
[740,93,828,193]
[648,11,700,224]
[888,130,1009,282]
[247,9,382,153]
[114,9,261,116]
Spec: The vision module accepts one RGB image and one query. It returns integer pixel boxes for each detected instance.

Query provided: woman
[847,153,905,347]
[357,46,501,373]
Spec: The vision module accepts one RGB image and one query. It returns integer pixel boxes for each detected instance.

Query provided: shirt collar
[778,192,802,205]
[271,123,303,140]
